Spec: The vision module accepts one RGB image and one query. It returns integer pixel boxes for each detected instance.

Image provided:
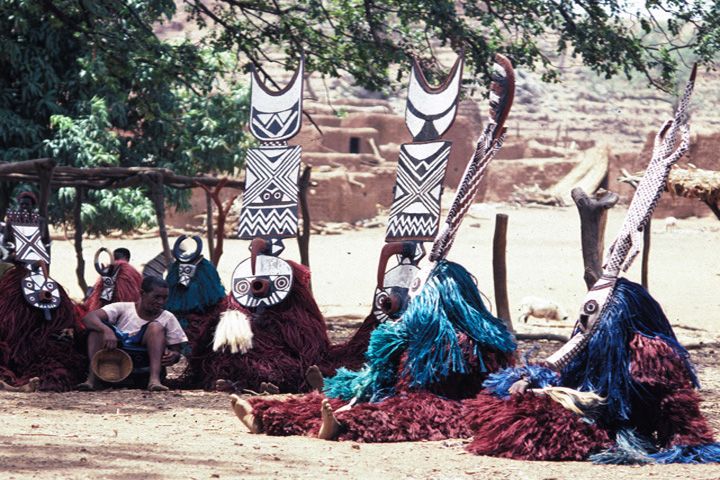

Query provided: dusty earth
[1,205,719,479]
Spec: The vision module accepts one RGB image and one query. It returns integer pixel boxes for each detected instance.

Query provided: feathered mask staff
[546,65,696,371]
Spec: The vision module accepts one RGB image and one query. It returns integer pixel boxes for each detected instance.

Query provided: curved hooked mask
[231,255,293,308]
[22,265,60,314]
[94,248,116,302]
[249,58,304,142]
[173,235,203,287]
[405,54,464,142]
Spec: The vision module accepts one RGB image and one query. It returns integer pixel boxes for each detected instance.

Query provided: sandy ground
[1,204,719,479]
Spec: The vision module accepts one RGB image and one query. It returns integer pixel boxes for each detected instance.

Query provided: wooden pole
[74,187,88,295]
[641,218,651,289]
[206,189,215,261]
[571,187,619,289]
[297,166,312,268]
[36,160,55,272]
[149,174,171,263]
[492,213,512,332]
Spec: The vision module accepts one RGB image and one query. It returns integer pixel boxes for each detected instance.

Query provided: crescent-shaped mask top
[249,58,304,142]
[405,54,464,141]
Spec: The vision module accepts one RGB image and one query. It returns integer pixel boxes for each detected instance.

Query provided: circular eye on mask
[583,300,599,315]
[273,191,282,200]
[234,279,250,295]
[274,276,289,290]
[262,192,271,201]
[375,291,389,310]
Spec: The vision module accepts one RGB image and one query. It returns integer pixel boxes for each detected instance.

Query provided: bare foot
[0,378,39,393]
[305,365,324,391]
[20,377,40,393]
[318,399,341,440]
[260,382,279,395]
[76,379,99,392]
[230,394,261,433]
[215,379,235,392]
[148,382,169,392]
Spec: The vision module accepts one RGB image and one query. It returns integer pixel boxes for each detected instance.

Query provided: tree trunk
[571,187,619,289]
[492,213,512,332]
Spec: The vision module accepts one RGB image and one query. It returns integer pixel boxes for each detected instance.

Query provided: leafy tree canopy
[0,0,250,233]
[187,0,719,91]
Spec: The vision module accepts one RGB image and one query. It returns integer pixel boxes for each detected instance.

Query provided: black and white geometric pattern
[231,255,293,308]
[249,60,304,142]
[7,211,50,264]
[22,269,60,311]
[386,141,451,241]
[238,145,301,240]
[405,55,464,142]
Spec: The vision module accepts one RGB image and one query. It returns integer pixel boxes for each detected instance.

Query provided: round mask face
[373,262,420,322]
[22,270,61,311]
[231,255,293,308]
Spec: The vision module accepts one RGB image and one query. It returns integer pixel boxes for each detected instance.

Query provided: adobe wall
[608,132,720,218]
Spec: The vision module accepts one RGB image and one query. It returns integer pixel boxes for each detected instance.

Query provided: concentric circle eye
[274,276,289,290]
[273,191,282,200]
[262,192,271,201]
[234,279,250,295]
[583,300,599,315]
[375,291,389,309]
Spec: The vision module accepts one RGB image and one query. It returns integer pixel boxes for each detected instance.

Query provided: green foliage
[0,0,250,233]
[187,0,720,92]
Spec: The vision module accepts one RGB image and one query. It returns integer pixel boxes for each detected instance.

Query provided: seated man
[79,276,187,391]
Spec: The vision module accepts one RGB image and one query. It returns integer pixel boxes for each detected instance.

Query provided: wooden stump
[571,187,619,289]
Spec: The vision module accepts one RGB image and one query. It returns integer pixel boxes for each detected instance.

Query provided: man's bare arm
[82,309,117,349]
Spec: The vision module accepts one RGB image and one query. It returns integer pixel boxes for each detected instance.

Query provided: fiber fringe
[166,258,226,314]
[84,260,142,312]
[0,266,86,391]
[483,364,560,398]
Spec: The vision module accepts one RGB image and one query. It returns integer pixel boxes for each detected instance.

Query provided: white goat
[518,296,569,323]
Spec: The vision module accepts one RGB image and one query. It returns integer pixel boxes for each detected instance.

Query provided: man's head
[17,191,38,212]
[140,276,169,316]
[113,248,131,262]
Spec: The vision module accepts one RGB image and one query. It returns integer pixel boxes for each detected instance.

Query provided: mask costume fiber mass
[0,201,84,391]
[232,54,518,443]
[473,66,720,464]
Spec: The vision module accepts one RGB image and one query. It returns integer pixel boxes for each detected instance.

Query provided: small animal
[518,296,569,323]
[664,216,678,232]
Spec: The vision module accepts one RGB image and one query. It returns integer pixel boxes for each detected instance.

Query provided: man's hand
[161,349,182,367]
[508,379,530,395]
[102,327,118,350]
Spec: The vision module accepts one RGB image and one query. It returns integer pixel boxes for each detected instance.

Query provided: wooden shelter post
[149,174,171,263]
[492,213,512,332]
[74,187,88,294]
[297,166,312,268]
[205,190,215,261]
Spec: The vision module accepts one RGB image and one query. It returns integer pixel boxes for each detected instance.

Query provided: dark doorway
[349,137,360,154]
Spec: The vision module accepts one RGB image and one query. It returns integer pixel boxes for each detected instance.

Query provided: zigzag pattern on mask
[238,145,301,239]
[386,141,450,241]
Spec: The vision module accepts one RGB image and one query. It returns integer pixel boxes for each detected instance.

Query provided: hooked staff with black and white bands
[546,65,697,371]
